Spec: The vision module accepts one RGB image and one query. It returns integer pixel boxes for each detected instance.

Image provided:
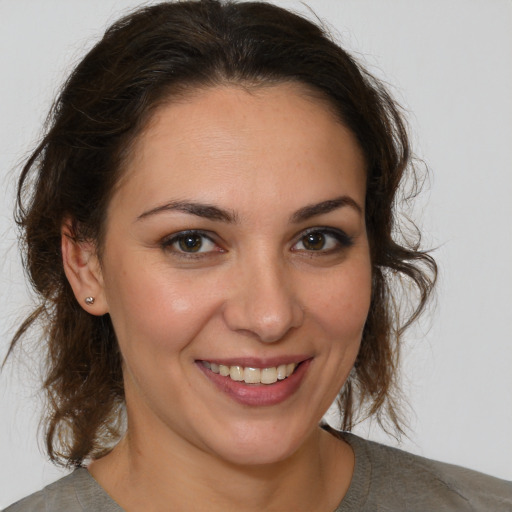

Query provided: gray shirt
[5,432,512,511]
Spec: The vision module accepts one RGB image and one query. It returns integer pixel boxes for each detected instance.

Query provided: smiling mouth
[200,361,298,385]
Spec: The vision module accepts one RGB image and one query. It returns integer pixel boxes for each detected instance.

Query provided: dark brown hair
[7,0,436,466]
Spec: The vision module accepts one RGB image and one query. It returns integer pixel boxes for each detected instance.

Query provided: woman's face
[97,84,371,465]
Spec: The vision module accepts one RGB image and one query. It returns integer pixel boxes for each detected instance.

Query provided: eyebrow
[290,196,362,223]
[137,200,238,223]
[136,195,362,224]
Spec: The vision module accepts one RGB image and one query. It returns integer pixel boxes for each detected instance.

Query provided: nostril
[222,270,304,342]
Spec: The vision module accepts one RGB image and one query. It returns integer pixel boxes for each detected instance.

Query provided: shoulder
[339,431,512,511]
[4,471,78,512]
[3,468,123,512]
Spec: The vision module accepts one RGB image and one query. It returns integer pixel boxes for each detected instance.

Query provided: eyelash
[291,227,354,254]
[160,230,221,259]
[160,227,354,259]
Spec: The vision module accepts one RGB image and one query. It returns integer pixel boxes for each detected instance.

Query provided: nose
[222,254,304,343]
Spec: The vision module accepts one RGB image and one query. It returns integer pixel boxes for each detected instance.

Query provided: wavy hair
[6,0,436,466]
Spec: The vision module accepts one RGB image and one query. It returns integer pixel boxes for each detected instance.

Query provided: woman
[3,1,511,510]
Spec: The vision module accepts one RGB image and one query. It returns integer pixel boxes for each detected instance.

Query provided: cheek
[103,261,222,357]
[309,261,372,339]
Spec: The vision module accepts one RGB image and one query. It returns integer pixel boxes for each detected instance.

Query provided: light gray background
[1,0,511,507]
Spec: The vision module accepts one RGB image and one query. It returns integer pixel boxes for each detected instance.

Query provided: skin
[63,83,372,511]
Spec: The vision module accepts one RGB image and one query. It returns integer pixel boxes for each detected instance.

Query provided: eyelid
[291,226,354,252]
[161,229,223,256]
[159,226,353,259]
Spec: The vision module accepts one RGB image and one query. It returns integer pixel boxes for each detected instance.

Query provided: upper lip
[197,355,311,368]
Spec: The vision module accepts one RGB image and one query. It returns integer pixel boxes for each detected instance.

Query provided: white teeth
[201,361,298,385]
[243,367,261,384]
[229,366,244,381]
[261,367,278,384]
[277,364,287,380]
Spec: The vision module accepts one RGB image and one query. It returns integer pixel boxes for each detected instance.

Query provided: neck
[89,422,353,512]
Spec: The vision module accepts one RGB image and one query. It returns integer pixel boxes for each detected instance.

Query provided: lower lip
[197,360,311,406]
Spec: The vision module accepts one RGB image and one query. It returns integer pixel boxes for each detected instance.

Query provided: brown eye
[302,232,326,251]
[178,234,203,252]
[292,228,354,254]
[162,230,219,256]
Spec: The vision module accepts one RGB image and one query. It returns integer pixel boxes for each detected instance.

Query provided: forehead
[111,83,366,219]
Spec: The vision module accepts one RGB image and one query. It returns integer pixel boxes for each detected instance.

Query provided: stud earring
[84,296,95,305]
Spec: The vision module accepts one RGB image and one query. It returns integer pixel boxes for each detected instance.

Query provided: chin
[204,420,314,467]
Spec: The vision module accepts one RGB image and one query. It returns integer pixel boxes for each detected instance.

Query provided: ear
[61,221,109,315]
